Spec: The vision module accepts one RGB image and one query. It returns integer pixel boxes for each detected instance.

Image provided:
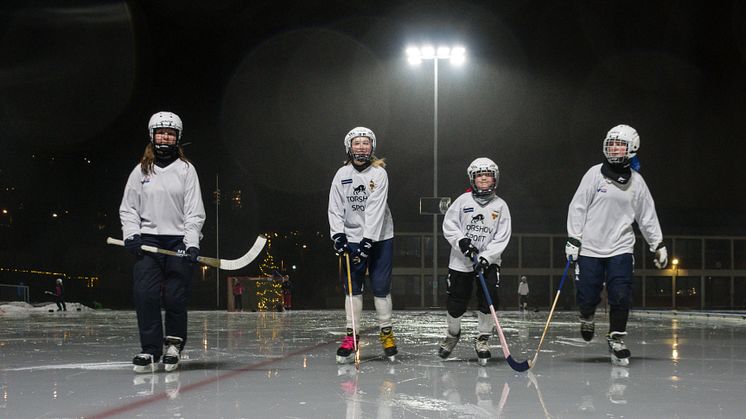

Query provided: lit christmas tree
[257,238,283,311]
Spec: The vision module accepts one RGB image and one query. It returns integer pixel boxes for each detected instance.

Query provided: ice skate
[336,334,359,364]
[474,335,491,366]
[132,353,158,373]
[162,336,183,372]
[438,331,460,359]
[607,331,630,366]
[580,315,595,342]
[379,327,398,361]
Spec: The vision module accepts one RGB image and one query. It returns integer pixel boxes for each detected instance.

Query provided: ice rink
[1,307,744,418]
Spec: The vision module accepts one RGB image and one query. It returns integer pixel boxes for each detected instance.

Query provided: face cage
[350,152,372,163]
[603,138,630,164]
[470,170,498,196]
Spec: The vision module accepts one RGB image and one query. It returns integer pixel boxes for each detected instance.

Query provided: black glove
[185,247,199,264]
[353,238,373,264]
[332,233,349,255]
[458,238,479,259]
[124,234,143,257]
[476,256,490,273]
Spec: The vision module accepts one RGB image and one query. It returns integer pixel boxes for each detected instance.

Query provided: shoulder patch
[463,207,474,213]
[341,178,353,185]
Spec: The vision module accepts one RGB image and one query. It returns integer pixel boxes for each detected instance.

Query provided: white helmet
[603,124,639,164]
[467,157,499,197]
[148,111,183,141]
[344,127,376,162]
[56,278,62,284]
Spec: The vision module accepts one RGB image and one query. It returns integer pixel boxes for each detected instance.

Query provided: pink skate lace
[340,335,355,350]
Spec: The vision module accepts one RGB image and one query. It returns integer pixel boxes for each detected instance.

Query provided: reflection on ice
[0,309,745,418]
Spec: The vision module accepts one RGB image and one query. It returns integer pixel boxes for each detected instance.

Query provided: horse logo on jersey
[471,214,484,223]
[491,211,499,220]
[369,179,376,192]
[353,184,366,195]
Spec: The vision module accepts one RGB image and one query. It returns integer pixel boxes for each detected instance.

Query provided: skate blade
[611,355,629,366]
[386,355,396,362]
[133,364,156,373]
[478,358,489,366]
[164,362,179,372]
[336,354,354,364]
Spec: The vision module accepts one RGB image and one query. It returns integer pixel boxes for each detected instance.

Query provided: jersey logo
[463,207,474,213]
[596,186,607,193]
[369,180,376,192]
[141,177,151,185]
[341,178,353,185]
[471,214,484,223]
[491,211,499,220]
[353,184,366,195]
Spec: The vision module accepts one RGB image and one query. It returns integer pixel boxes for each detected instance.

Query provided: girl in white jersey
[119,111,206,373]
[565,124,667,366]
[328,127,397,363]
[439,157,512,365]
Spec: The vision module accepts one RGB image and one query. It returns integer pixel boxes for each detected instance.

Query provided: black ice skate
[580,315,595,342]
[379,327,398,361]
[474,335,491,366]
[438,331,460,359]
[132,353,158,373]
[163,336,184,372]
[607,331,631,366]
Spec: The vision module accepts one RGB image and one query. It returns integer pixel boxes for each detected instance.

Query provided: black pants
[445,266,500,318]
[132,235,194,357]
[234,294,243,310]
[56,297,66,311]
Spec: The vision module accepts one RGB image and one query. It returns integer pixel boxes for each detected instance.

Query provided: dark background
[1,1,744,308]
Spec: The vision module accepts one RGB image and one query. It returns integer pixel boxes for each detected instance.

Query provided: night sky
[1,1,744,307]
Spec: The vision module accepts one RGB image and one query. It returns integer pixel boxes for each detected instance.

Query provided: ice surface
[0,308,744,418]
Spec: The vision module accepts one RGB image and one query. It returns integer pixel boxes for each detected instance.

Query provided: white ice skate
[163,336,183,372]
[474,335,491,366]
[132,353,157,373]
[438,331,460,359]
[607,331,630,366]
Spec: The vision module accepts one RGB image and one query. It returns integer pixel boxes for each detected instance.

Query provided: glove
[458,238,479,260]
[332,233,349,255]
[185,247,200,264]
[124,234,143,257]
[653,244,668,269]
[476,256,490,273]
[352,238,373,264]
[565,237,581,261]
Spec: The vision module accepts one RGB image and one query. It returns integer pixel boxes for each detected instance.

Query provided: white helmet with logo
[148,111,183,141]
[467,157,499,197]
[603,124,639,164]
[344,127,376,162]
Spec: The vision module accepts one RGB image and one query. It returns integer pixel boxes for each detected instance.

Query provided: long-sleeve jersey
[328,163,394,243]
[518,282,529,296]
[567,163,663,258]
[442,192,512,272]
[119,160,206,249]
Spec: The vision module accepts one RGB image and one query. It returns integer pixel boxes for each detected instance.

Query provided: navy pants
[132,234,194,357]
[342,238,393,297]
[445,265,500,318]
[575,253,634,333]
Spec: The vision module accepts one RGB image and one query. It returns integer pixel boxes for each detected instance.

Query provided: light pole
[672,258,680,309]
[406,45,466,306]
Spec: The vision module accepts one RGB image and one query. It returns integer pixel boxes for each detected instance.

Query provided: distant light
[52,213,58,218]
[292,265,297,270]
[421,45,435,59]
[1,209,7,215]
[436,46,450,58]
[672,258,679,266]
[302,244,307,249]
[405,44,466,66]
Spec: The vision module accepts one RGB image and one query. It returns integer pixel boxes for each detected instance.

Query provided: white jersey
[442,192,512,272]
[119,160,206,249]
[518,282,529,296]
[328,163,394,243]
[567,163,663,258]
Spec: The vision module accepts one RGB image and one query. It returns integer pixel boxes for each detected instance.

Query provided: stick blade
[217,235,268,270]
[506,355,531,372]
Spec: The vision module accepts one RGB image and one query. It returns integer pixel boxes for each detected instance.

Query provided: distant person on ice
[232,279,244,312]
[566,124,667,366]
[55,278,67,311]
[518,275,529,312]
[439,157,512,365]
[328,127,397,363]
[119,111,206,373]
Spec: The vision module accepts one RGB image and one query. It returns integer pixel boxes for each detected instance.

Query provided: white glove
[653,245,668,269]
[565,238,581,261]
